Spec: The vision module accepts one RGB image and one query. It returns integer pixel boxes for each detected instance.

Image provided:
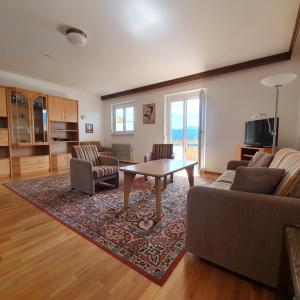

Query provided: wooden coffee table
[120,159,198,220]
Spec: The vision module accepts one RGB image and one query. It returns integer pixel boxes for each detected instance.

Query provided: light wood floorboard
[0,171,281,300]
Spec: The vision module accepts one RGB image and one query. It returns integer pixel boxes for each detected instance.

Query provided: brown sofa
[186,148,300,290]
[79,141,112,156]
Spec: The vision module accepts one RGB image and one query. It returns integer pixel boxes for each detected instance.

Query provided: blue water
[171,127,198,141]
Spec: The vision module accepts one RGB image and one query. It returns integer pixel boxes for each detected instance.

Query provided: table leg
[186,165,194,187]
[123,172,136,209]
[155,177,162,220]
[163,175,167,189]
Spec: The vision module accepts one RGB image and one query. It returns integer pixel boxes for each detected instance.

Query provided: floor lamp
[260,73,298,154]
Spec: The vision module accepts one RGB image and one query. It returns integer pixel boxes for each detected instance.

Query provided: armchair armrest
[227,160,249,170]
[144,152,152,162]
[186,185,300,289]
[99,155,119,166]
[70,158,94,195]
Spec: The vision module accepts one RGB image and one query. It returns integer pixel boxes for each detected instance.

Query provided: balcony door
[166,90,206,172]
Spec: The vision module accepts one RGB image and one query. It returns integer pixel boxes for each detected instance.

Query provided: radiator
[112,143,133,161]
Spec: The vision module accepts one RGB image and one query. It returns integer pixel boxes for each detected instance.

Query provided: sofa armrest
[227,160,249,170]
[186,185,300,289]
[99,155,119,166]
[70,158,94,195]
[144,152,152,162]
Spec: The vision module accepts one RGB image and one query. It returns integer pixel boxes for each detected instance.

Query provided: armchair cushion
[93,166,119,179]
[248,152,274,168]
[230,167,285,195]
[216,170,235,183]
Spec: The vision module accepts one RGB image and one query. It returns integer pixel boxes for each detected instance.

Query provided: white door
[166,90,206,172]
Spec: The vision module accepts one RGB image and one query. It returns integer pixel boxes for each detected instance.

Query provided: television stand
[238,145,273,161]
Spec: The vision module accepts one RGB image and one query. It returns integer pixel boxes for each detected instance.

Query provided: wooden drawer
[51,153,72,169]
[12,155,49,175]
[0,129,9,146]
[0,158,10,177]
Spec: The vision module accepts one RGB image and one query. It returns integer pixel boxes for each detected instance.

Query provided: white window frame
[111,101,135,135]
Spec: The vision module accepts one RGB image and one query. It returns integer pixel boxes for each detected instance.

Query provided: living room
[1,1,300,299]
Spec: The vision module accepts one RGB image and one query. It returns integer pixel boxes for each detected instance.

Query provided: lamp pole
[272,85,280,155]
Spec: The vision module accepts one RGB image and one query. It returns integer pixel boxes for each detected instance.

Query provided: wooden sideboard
[238,145,273,161]
[285,226,300,300]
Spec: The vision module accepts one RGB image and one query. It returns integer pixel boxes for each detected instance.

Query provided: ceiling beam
[290,1,300,55]
[101,3,300,101]
[101,52,290,100]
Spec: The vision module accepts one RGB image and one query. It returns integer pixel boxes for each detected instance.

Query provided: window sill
[111,132,134,136]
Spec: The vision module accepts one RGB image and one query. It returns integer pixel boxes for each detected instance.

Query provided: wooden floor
[0,171,281,300]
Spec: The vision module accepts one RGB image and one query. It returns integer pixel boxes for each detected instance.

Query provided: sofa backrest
[270,148,300,196]
[72,145,101,166]
[152,144,174,160]
[79,141,102,152]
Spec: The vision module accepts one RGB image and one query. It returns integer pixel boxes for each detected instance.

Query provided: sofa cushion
[216,170,236,183]
[230,167,285,195]
[270,150,300,197]
[93,165,119,179]
[269,148,299,168]
[248,152,273,168]
[210,181,232,190]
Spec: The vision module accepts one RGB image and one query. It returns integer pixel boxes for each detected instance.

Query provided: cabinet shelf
[54,129,78,132]
[11,143,49,147]
[51,140,78,143]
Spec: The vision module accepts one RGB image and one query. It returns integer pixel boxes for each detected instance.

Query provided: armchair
[144,144,174,183]
[71,145,119,195]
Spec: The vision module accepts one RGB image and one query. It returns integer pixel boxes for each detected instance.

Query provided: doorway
[166,90,206,172]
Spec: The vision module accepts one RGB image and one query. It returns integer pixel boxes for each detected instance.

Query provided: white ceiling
[0,0,299,95]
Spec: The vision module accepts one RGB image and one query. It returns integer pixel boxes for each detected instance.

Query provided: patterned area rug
[5,173,211,285]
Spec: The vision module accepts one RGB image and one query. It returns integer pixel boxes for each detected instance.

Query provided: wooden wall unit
[238,145,273,161]
[0,86,79,177]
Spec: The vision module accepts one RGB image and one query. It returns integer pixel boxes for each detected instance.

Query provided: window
[112,102,135,134]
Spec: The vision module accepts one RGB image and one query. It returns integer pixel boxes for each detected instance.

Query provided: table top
[120,159,198,177]
[285,225,300,298]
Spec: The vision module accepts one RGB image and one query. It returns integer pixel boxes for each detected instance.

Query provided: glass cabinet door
[32,96,48,143]
[11,91,31,144]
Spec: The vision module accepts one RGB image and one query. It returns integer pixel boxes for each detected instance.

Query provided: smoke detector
[66,28,88,46]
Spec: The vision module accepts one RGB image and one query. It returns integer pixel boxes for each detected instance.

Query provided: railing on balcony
[172,140,199,161]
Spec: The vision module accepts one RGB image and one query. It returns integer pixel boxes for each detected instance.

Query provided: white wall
[104,56,300,173]
[0,70,104,142]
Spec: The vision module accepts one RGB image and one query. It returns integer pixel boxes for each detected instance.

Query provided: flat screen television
[244,118,279,147]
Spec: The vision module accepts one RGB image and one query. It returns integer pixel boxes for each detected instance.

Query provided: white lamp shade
[260,73,297,87]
